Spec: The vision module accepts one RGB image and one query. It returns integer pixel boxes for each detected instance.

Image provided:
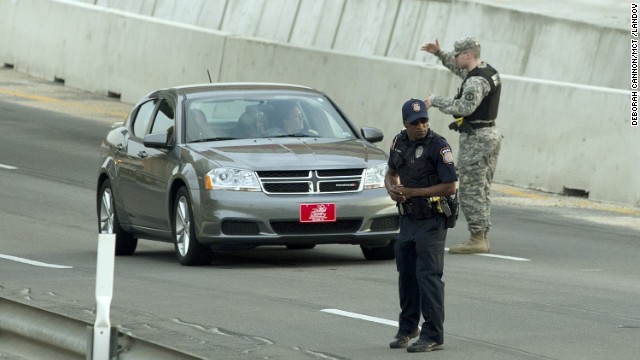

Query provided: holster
[449,117,476,135]
[443,194,459,228]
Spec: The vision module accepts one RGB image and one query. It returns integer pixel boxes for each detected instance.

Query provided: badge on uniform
[464,93,475,101]
[440,147,454,164]
[415,146,423,158]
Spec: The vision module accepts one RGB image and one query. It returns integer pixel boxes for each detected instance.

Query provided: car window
[132,99,158,138]
[150,99,174,134]
[185,93,357,140]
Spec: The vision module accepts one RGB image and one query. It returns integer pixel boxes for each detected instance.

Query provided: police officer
[422,36,502,254]
[385,98,457,353]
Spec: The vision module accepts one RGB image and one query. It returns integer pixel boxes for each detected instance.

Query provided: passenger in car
[236,107,265,138]
[186,109,213,142]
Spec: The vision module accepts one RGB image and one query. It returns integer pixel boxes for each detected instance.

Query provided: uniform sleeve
[387,154,397,171]
[431,76,491,116]
[435,50,468,79]
[387,135,400,171]
[434,140,457,183]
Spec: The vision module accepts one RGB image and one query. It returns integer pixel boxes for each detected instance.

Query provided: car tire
[285,244,316,250]
[98,179,138,255]
[360,240,396,261]
[172,187,213,266]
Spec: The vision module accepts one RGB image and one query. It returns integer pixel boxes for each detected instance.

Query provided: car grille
[270,219,362,235]
[370,215,400,232]
[257,169,364,194]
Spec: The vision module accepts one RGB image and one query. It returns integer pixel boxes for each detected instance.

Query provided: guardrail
[0,234,205,359]
[0,296,205,359]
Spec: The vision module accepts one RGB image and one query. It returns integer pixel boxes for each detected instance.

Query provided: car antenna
[206,69,212,83]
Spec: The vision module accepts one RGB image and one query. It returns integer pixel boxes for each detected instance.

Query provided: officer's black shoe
[389,329,420,349]
[406,339,444,353]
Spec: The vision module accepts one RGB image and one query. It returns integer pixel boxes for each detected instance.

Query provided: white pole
[93,233,116,360]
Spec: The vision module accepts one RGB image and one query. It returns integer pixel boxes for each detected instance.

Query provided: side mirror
[143,132,171,149]
[360,127,384,143]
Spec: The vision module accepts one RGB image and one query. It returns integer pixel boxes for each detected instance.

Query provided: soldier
[421,37,502,254]
[385,99,457,352]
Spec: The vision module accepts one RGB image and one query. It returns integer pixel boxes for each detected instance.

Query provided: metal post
[91,233,117,360]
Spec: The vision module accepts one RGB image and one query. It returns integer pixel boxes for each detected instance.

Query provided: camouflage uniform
[430,38,502,236]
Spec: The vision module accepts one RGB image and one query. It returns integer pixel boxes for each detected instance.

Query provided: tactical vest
[454,63,501,122]
[390,130,442,188]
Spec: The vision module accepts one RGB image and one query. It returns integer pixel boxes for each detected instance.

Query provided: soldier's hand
[448,121,459,131]
[425,94,433,108]
[420,38,440,54]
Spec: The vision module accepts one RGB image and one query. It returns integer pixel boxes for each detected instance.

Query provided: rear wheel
[360,240,395,260]
[98,179,138,255]
[172,187,213,266]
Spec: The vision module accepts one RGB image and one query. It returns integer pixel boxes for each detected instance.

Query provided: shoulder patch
[440,147,454,164]
[464,93,475,101]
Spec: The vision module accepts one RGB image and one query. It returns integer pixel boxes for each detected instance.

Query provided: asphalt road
[1,69,639,359]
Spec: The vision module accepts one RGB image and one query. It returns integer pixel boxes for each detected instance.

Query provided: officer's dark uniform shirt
[388,128,457,188]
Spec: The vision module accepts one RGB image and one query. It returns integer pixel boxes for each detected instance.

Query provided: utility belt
[397,195,458,228]
[469,120,495,129]
[449,118,495,135]
[397,197,439,220]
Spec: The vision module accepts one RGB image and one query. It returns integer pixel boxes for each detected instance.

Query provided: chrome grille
[257,169,365,194]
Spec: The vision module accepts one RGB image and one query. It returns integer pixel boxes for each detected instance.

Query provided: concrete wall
[67,0,628,90]
[0,0,637,207]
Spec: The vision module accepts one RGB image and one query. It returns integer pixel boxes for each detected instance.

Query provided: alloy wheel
[175,196,191,257]
[99,188,114,234]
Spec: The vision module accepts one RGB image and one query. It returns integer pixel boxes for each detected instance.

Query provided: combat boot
[484,231,491,252]
[448,232,489,254]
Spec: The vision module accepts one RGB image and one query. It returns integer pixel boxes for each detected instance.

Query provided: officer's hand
[388,185,407,203]
[420,38,440,54]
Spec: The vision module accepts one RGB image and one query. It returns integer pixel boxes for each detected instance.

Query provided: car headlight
[364,163,387,189]
[205,168,261,191]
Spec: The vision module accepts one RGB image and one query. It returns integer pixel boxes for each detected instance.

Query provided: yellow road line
[0,88,129,118]
[0,89,60,103]
[495,187,549,200]
[494,186,640,216]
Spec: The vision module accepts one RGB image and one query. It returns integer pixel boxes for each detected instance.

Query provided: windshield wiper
[271,133,314,138]
[189,137,236,143]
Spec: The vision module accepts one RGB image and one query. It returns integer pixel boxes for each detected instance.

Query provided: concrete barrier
[0,0,636,207]
[71,0,628,89]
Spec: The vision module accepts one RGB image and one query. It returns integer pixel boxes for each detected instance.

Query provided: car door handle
[138,151,148,159]
[115,144,124,152]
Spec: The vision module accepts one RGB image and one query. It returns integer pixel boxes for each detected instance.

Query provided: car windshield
[184,92,358,142]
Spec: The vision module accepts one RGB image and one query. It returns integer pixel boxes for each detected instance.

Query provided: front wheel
[98,179,137,255]
[172,187,213,266]
[360,240,396,261]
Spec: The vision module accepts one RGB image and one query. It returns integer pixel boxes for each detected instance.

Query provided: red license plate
[299,203,336,223]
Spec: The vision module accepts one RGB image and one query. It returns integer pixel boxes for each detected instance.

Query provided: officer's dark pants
[395,214,446,344]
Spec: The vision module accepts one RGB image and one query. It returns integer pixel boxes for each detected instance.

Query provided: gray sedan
[97,83,399,265]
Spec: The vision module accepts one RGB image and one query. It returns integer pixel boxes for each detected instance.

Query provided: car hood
[186,138,387,170]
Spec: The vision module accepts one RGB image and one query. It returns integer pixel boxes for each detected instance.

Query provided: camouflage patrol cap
[453,37,480,55]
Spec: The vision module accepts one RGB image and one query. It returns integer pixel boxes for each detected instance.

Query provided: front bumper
[192,187,399,249]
